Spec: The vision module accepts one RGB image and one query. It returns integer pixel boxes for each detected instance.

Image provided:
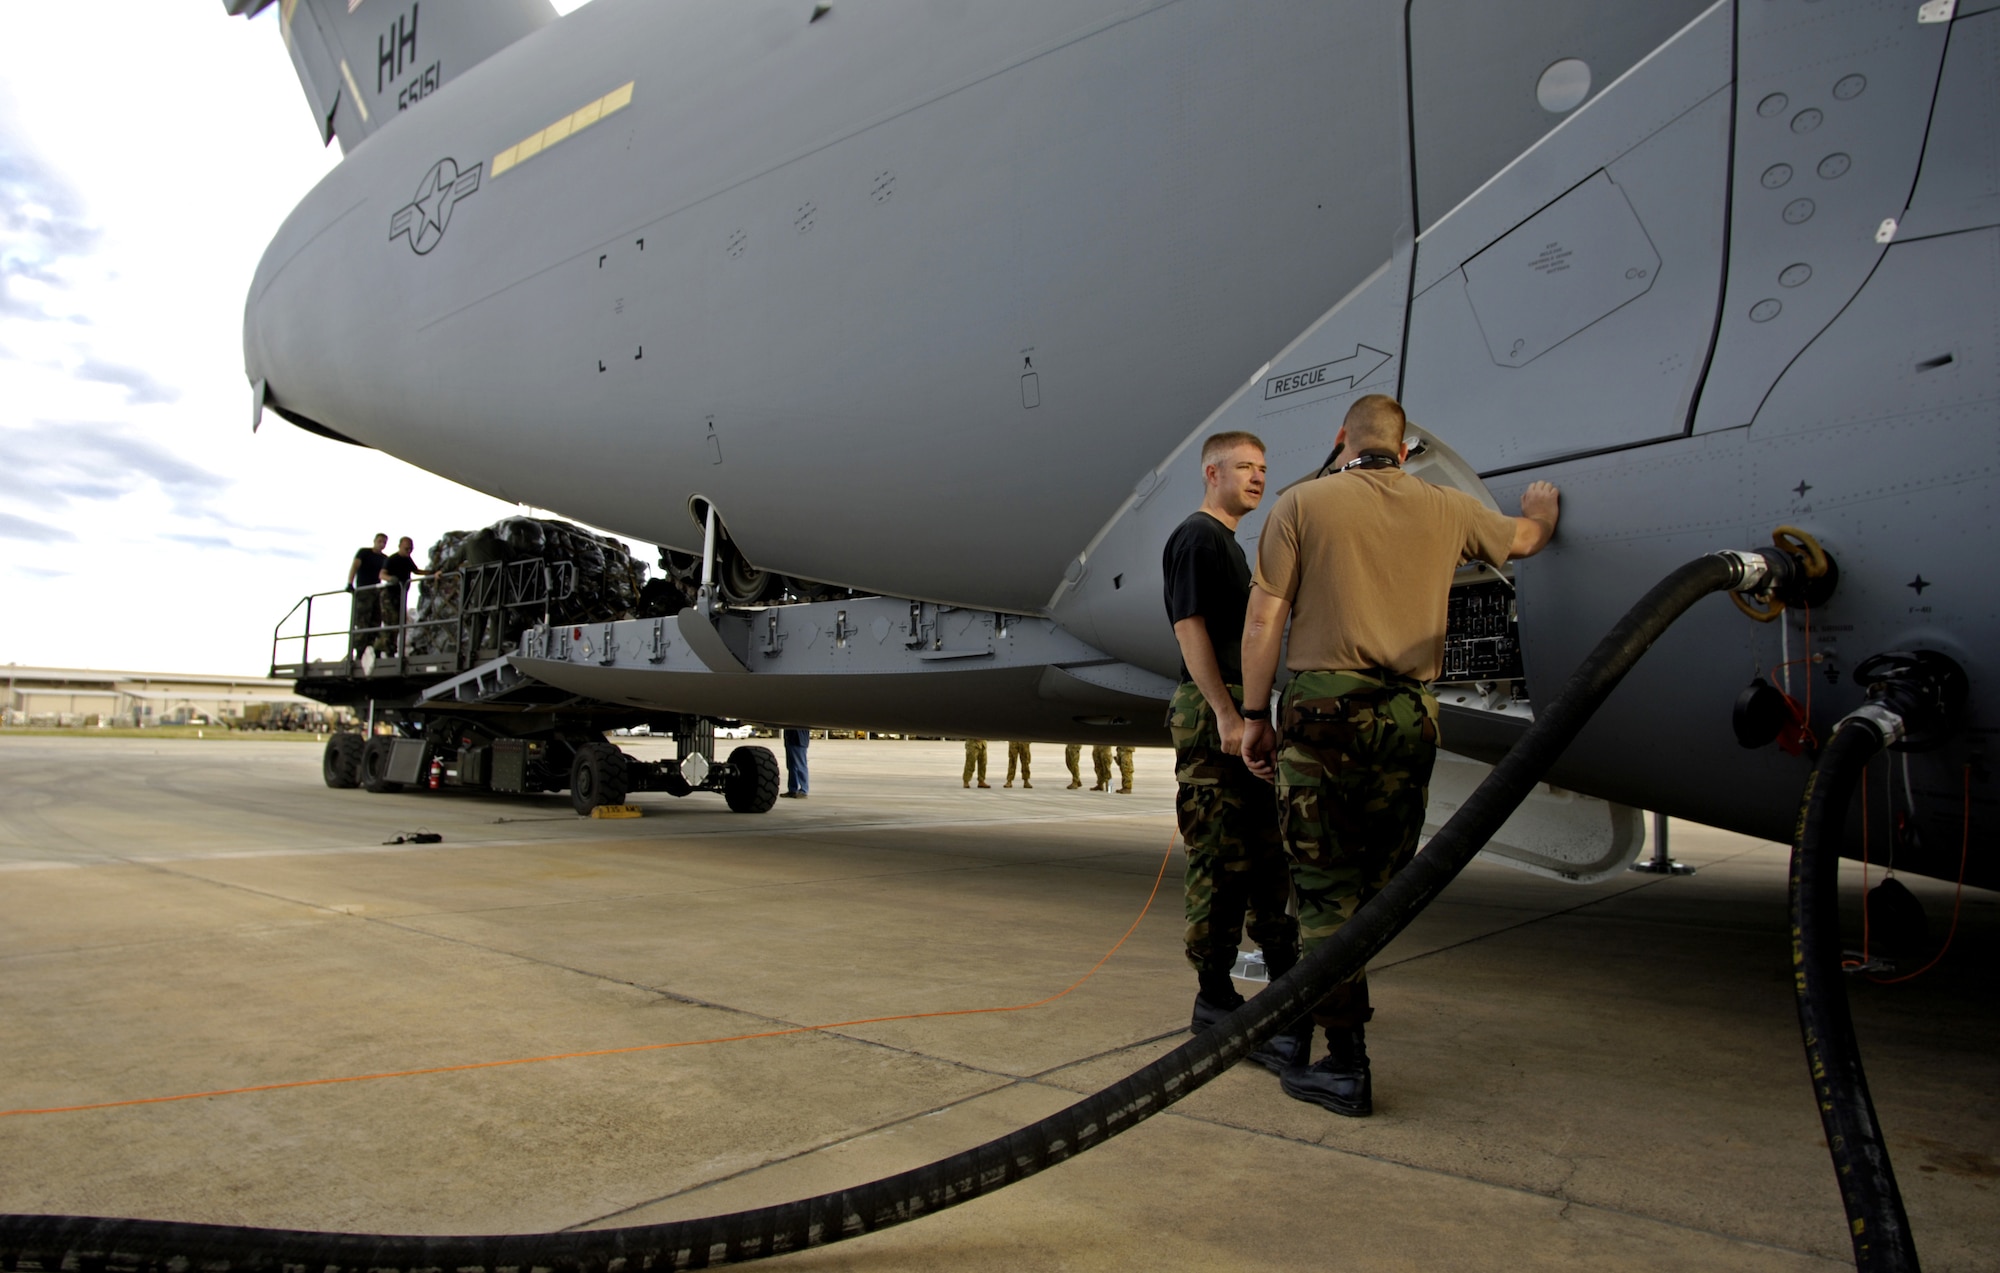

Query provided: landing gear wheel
[722,745,779,813]
[720,550,774,606]
[359,736,404,793]
[322,733,364,789]
[570,742,630,814]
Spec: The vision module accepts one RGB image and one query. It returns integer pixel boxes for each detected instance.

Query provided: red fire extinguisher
[428,756,443,790]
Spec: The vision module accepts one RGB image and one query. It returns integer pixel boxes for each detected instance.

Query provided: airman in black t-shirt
[1161,430,1300,1072]
[346,533,389,655]
[378,536,428,653]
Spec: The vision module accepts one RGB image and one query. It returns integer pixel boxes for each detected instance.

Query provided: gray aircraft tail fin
[224,0,556,153]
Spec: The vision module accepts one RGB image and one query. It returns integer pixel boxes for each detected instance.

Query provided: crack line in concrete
[9,842,1178,1100]
[559,1017,1845,1268]
[1155,1102,1853,1266]
[1017,1028,1852,1265]
[1,814,1166,873]
[1367,844,1774,976]
[341,846,1169,922]
[559,1027,1190,1231]
[557,1082,1025,1230]
[5,839,1768,1128]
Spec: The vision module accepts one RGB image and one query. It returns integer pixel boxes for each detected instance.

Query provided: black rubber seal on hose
[1791,720,1920,1272]
[0,553,1745,1273]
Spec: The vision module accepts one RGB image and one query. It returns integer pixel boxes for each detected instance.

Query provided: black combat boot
[1247,942,1307,1073]
[1191,971,1298,1073]
[1261,1012,1313,1073]
[1189,970,1244,1033]
[1279,1023,1372,1116]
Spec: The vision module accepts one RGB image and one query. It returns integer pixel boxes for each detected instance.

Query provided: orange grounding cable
[2,831,1177,1121]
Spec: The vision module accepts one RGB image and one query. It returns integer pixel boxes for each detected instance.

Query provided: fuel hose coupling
[1840,703,1908,749]
[1840,649,1970,752]
[1714,547,1782,597]
[1726,526,1837,623]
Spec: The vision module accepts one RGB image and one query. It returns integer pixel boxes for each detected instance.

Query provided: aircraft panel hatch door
[1402,88,1729,474]
[1461,171,1659,369]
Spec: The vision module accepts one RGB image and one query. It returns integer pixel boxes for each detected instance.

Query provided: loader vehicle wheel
[570,742,630,814]
[359,736,404,793]
[723,745,779,813]
[322,733,364,789]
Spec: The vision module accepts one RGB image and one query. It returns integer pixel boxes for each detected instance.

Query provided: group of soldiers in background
[961,740,1135,793]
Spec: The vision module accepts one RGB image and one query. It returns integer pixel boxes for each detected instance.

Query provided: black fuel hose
[1791,718,1919,1271]
[0,551,1759,1273]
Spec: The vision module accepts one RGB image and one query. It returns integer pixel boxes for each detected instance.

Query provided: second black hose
[1792,719,1919,1271]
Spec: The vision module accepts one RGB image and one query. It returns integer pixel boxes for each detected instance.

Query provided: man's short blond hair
[1200,430,1265,468]
[1341,394,1406,455]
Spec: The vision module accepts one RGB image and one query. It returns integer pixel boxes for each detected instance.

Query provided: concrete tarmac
[0,735,1993,1270]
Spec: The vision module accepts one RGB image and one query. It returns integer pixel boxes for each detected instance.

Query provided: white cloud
[74,358,180,405]
[0,2,599,675]
[0,137,99,322]
[0,420,227,515]
[0,511,75,544]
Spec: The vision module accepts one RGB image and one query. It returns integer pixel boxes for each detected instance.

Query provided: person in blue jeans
[781,728,810,798]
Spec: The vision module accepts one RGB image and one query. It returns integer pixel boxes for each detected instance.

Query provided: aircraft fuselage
[247,0,2000,887]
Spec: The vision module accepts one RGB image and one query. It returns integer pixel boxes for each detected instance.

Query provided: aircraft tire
[720,553,773,606]
[359,736,404,793]
[570,743,630,814]
[722,745,779,813]
[322,733,364,789]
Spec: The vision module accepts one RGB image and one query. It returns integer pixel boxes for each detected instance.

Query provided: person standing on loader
[345,533,388,656]
[378,536,428,654]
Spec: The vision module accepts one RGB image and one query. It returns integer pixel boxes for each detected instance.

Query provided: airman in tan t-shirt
[1232,393,1558,1119]
[1252,467,1516,683]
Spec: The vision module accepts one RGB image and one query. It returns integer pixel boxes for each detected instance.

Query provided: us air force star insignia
[389,158,483,255]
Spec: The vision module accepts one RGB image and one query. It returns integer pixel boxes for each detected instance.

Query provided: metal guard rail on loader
[270,559,577,689]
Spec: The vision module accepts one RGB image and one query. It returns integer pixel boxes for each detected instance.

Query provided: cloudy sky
[0,1,590,676]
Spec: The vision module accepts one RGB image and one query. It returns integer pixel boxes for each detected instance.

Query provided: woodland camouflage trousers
[1275,669,1439,1027]
[1169,682,1297,975]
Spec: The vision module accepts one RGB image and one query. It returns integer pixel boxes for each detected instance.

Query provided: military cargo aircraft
[231,0,1996,891]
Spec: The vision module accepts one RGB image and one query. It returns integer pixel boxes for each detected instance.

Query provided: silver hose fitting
[1837,703,1907,749]
[1715,549,1778,595]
